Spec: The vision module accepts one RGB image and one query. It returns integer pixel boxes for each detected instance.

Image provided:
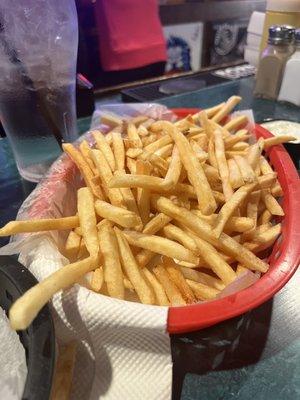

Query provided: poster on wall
[163,22,204,73]
[206,18,248,66]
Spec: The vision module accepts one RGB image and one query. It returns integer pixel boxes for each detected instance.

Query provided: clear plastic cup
[0,0,79,182]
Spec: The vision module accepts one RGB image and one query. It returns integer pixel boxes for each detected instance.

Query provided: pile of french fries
[1,96,296,331]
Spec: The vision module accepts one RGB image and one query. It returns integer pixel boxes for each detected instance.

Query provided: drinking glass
[0,0,79,181]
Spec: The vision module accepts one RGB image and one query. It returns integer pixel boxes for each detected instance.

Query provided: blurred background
[75,0,266,89]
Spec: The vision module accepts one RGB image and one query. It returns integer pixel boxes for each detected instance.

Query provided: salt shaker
[254,25,295,100]
[278,29,300,105]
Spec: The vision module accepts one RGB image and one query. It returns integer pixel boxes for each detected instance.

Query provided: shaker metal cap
[268,25,295,44]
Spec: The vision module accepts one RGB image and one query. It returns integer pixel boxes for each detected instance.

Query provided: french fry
[224,216,255,233]
[263,135,296,148]
[243,226,281,253]
[127,122,143,148]
[198,110,213,137]
[252,223,281,244]
[112,131,125,171]
[137,124,149,137]
[231,141,250,151]
[90,267,104,292]
[211,96,241,123]
[187,130,206,141]
[114,228,155,304]
[191,210,254,232]
[255,164,261,177]
[203,102,225,119]
[153,265,186,306]
[233,155,257,183]
[175,116,194,130]
[9,255,98,330]
[261,189,284,216]
[0,216,79,237]
[163,223,199,255]
[105,129,118,145]
[188,232,236,285]
[113,172,142,229]
[242,190,261,240]
[143,213,172,234]
[247,138,264,168]
[141,134,157,147]
[144,135,172,153]
[224,131,250,149]
[126,156,137,174]
[163,258,196,304]
[77,187,99,257]
[223,115,248,132]
[202,164,220,183]
[123,277,135,291]
[180,267,225,291]
[156,183,225,204]
[64,230,81,261]
[98,221,124,299]
[94,200,141,228]
[140,150,169,175]
[108,173,173,191]
[79,140,96,173]
[259,156,274,175]
[226,150,248,157]
[136,160,151,225]
[271,182,283,197]
[143,268,170,306]
[208,137,218,169]
[63,143,104,199]
[213,183,257,238]
[190,140,208,163]
[162,121,217,215]
[155,143,173,158]
[174,219,235,265]
[190,209,216,225]
[135,250,156,268]
[123,230,199,264]
[156,197,269,273]
[135,212,171,264]
[228,158,244,188]
[257,173,277,189]
[92,149,125,207]
[93,130,116,171]
[186,279,220,300]
[164,145,182,185]
[135,213,172,268]
[258,209,272,225]
[214,129,233,200]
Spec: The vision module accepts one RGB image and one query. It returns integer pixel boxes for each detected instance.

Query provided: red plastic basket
[167,108,300,333]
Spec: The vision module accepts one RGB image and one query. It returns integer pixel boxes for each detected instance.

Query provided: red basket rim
[167,108,300,334]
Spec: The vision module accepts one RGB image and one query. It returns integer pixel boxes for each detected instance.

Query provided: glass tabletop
[159,76,300,124]
[0,79,299,400]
